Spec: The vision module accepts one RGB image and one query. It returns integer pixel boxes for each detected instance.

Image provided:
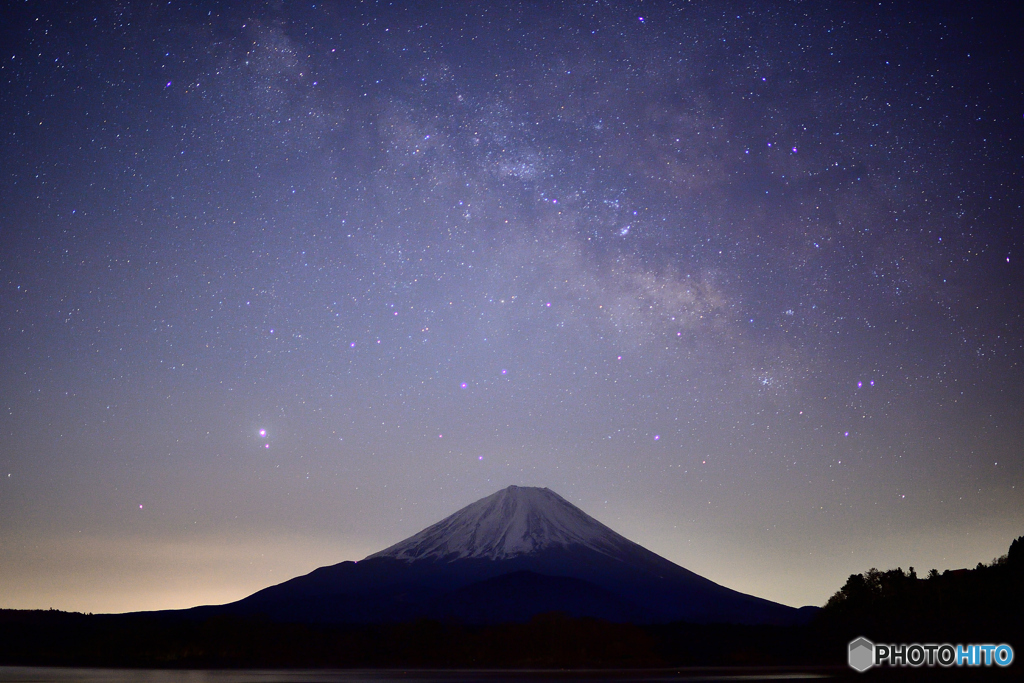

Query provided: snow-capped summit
[367,485,640,562]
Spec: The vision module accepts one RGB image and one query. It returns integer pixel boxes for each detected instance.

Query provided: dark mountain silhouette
[189,485,813,625]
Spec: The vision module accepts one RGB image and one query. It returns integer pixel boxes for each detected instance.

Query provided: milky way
[1,1,1021,612]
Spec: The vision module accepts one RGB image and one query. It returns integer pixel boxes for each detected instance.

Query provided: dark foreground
[0,666,838,683]
[0,664,1020,682]
[0,610,1019,680]
[0,610,832,668]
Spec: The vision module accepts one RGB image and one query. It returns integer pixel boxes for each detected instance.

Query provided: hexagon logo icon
[848,637,875,672]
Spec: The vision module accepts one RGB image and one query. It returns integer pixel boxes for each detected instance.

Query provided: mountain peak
[366,486,639,562]
[223,485,807,626]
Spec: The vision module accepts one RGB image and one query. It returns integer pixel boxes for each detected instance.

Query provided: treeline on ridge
[815,534,1024,643]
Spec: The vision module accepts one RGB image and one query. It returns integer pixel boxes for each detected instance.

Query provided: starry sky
[1,1,1022,614]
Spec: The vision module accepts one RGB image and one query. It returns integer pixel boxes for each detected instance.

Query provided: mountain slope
[200,486,810,626]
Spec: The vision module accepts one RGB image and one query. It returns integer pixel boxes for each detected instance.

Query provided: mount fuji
[199,486,814,625]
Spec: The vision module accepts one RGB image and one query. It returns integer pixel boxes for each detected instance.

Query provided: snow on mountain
[367,485,642,562]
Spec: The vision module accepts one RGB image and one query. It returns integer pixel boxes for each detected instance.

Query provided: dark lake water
[0,667,834,683]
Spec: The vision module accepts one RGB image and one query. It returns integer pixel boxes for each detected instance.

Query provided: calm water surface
[0,667,832,683]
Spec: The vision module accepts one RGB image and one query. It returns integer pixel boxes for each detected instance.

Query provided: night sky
[2,1,1022,614]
